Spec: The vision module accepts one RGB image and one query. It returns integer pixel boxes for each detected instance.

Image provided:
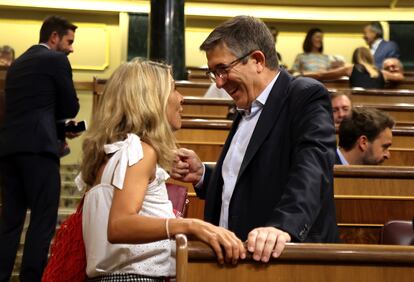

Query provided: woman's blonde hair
[352,47,379,78]
[80,58,177,187]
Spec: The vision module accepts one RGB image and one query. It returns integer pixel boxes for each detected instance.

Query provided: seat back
[380,220,414,245]
[166,183,189,218]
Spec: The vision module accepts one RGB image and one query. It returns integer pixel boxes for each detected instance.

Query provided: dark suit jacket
[196,69,339,243]
[374,40,400,69]
[0,45,79,158]
[335,149,343,165]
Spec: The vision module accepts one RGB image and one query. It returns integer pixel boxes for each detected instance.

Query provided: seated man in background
[382,57,404,75]
[336,107,394,165]
[382,58,405,88]
[331,92,352,128]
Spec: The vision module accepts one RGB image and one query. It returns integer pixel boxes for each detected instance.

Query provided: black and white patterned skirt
[86,273,168,282]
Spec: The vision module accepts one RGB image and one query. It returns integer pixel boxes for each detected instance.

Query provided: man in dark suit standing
[172,16,339,263]
[0,16,79,281]
[363,21,400,69]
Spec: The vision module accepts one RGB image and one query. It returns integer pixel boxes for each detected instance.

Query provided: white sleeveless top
[76,134,176,278]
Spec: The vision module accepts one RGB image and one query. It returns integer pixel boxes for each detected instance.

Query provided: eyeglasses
[206,51,254,82]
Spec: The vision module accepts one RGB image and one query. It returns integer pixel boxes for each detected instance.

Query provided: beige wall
[185,20,367,68]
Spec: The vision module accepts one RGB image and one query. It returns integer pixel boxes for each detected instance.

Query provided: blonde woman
[303,47,404,89]
[348,47,385,88]
[77,58,245,281]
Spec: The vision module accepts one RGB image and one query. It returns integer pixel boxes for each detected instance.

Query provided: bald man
[331,92,352,128]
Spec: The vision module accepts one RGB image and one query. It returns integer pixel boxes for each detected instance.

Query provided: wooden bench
[175,119,231,144]
[169,165,414,244]
[334,165,414,244]
[186,66,208,83]
[186,65,414,90]
[91,77,414,109]
[179,140,414,166]
[177,118,414,149]
[182,97,233,119]
[176,235,414,282]
[175,118,414,165]
[182,97,414,123]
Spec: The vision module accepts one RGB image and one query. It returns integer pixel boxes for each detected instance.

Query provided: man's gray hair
[199,15,279,70]
[368,21,383,39]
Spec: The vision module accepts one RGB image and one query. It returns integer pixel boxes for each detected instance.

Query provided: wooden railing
[175,234,414,282]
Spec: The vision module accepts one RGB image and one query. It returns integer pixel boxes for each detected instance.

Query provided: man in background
[382,57,404,76]
[331,92,352,128]
[0,16,79,281]
[363,21,400,69]
[336,107,394,165]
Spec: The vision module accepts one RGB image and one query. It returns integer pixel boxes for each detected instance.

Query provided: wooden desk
[177,119,414,151]
[176,235,414,282]
[354,103,414,124]
[176,81,210,97]
[170,165,414,244]
[347,89,414,104]
[182,96,414,123]
[176,119,414,165]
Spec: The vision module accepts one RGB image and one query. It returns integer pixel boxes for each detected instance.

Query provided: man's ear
[251,51,266,72]
[48,31,60,46]
[358,135,369,152]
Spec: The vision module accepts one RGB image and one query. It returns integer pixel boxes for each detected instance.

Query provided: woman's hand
[187,219,246,264]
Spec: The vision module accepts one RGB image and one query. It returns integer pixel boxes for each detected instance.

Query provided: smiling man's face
[206,44,260,110]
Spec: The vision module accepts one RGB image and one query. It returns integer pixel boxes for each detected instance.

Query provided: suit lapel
[237,69,293,180]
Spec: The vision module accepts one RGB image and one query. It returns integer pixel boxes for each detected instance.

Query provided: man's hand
[65,120,84,139]
[170,148,204,185]
[247,227,291,262]
[65,131,81,139]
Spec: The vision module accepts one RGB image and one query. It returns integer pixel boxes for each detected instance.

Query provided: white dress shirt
[219,73,280,228]
[336,147,349,165]
[370,38,382,55]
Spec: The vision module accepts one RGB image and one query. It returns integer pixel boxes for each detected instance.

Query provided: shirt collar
[39,43,51,50]
[370,38,382,54]
[237,71,280,118]
[336,147,349,165]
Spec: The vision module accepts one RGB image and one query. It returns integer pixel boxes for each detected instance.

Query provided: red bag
[42,198,86,282]
[166,183,189,218]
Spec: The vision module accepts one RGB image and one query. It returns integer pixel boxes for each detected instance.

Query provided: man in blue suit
[172,16,339,263]
[363,21,400,69]
[0,16,79,281]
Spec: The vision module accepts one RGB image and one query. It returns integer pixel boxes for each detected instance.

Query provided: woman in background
[78,58,245,281]
[291,28,332,74]
[303,47,404,88]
